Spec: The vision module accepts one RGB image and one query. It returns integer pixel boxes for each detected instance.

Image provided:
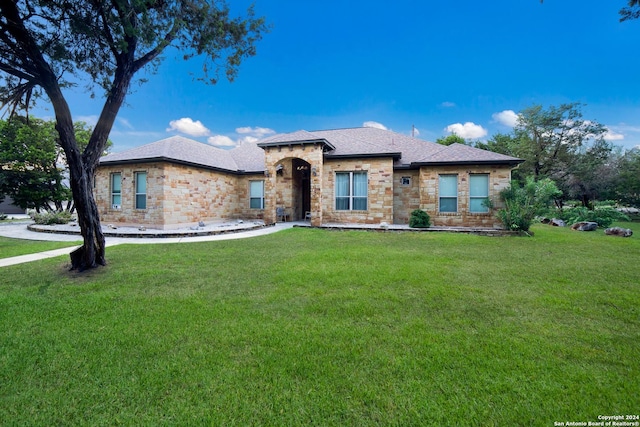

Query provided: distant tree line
[440,103,640,209]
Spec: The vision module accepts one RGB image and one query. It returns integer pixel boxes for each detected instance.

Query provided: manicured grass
[1,223,638,425]
[0,236,81,259]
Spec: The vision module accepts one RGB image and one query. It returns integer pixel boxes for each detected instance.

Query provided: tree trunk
[68,165,106,270]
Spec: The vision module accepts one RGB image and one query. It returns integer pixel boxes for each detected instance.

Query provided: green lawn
[1,223,638,425]
[0,236,81,259]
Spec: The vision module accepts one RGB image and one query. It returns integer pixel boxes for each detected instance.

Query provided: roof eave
[99,156,243,175]
[258,138,336,151]
[411,159,525,167]
[325,152,402,160]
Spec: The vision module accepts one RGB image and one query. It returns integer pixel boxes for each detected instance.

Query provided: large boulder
[549,218,566,227]
[570,221,598,231]
[604,227,633,237]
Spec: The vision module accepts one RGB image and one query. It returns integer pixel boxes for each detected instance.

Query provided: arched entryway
[275,157,311,221]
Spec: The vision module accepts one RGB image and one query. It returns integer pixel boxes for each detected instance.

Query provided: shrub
[31,210,73,225]
[555,206,629,228]
[497,177,561,232]
[409,209,431,228]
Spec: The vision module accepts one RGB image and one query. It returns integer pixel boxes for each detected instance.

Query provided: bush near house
[409,209,431,228]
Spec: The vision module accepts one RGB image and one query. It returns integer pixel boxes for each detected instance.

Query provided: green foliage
[497,177,562,232]
[610,148,640,207]
[553,206,630,228]
[435,134,467,146]
[409,209,431,228]
[31,210,73,225]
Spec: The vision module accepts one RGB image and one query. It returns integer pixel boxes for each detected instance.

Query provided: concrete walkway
[0,220,297,267]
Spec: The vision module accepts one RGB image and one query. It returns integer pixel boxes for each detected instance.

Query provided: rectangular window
[135,172,147,210]
[250,180,264,209]
[335,171,368,211]
[439,174,458,213]
[111,173,121,208]
[401,176,411,186]
[469,174,489,213]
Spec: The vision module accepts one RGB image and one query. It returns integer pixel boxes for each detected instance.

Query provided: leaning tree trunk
[67,162,106,270]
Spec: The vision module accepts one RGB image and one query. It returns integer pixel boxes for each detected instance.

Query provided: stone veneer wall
[322,158,395,224]
[236,175,266,220]
[393,170,421,224]
[262,144,324,225]
[419,165,512,228]
[96,162,264,229]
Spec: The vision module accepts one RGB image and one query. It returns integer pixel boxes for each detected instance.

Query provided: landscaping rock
[570,221,598,231]
[549,218,566,227]
[604,227,633,237]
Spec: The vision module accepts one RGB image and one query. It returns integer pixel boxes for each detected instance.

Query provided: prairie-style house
[96,127,522,229]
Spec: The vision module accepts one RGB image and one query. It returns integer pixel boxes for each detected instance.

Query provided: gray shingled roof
[415,142,523,165]
[99,135,264,173]
[260,127,522,167]
[99,128,522,173]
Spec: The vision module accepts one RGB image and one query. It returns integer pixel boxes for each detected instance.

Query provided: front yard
[1,223,638,425]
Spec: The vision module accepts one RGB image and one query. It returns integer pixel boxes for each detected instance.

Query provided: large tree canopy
[0,1,267,270]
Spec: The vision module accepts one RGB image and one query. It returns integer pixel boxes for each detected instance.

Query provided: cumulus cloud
[492,110,519,127]
[166,117,211,137]
[206,125,277,148]
[363,121,388,130]
[207,135,235,147]
[441,101,456,108]
[445,122,488,139]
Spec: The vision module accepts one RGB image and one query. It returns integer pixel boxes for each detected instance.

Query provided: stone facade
[262,143,324,226]
[322,158,395,224]
[96,160,513,229]
[393,170,421,224]
[419,165,512,228]
[95,163,264,229]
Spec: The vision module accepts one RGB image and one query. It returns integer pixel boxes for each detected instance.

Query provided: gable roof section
[99,135,264,174]
[99,128,523,173]
[414,143,523,166]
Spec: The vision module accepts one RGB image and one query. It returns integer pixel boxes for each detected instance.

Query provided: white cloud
[445,122,488,139]
[166,117,211,137]
[492,110,519,128]
[441,101,456,108]
[207,135,235,147]
[236,126,275,137]
[603,127,624,141]
[363,121,388,130]
[206,125,278,148]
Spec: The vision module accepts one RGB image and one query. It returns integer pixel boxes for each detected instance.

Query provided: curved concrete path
[0,221,297,267]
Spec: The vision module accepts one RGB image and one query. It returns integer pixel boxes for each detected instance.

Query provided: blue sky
[34,0,640,152]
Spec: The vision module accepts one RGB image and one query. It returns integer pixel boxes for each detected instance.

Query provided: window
[111,173,121,208]
[135,172,147,209]
[250,180,264,209]
[439,174,458,213]
[401,176,411,186]
[469,174,489,213]
[336,171,367,210]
